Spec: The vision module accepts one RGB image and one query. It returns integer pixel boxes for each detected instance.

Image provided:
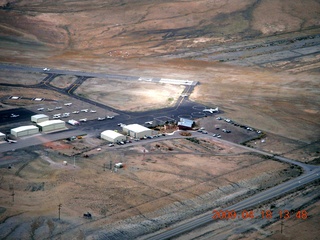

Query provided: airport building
[11,125,39,138]
[122,124,152,139]
[101,130,126,143]
[31,114,49,123]
[177,118,194,130]
[37,120,66,132]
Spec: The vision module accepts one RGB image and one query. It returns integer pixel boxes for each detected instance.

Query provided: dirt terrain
[0,137,300,239]
[0,0,319,239]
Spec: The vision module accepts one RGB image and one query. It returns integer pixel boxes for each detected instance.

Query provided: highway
[140,136,320,240]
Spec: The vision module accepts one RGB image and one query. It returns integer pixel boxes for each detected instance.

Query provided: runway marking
[138,77,153,81]
[160,78,194,85]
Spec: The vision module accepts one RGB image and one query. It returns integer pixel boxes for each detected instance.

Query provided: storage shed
[37,120,66,132]
[122,124,152,139]
[101,130,126,143]
[11,125,39,137]
[31,114,49,123]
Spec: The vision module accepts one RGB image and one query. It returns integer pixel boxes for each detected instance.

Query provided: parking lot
[197,115,260,144]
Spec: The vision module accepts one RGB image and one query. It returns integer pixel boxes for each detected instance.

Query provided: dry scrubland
[0,0,319,141]
[0,138,299,239]
[76,78,184,111]
[0,0,320,239]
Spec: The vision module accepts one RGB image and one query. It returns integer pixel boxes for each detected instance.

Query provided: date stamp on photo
[212,209,308,220]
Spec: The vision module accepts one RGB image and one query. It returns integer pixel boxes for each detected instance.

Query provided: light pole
[58,203,62,220]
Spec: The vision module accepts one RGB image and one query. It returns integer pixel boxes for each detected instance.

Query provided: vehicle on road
[47,108,53,112]
[37,108,44,111]
[145,121,153,125]
[43,68,50,71]
[10,114,19,118]
[79,118,87,122]
[97,117,105,121]
[81,109,88,112]
[55,106,62,110]
[107,116,114,119]
[108,143,114,147]
[6,139,17,143]
[72,111,80,114]
[64,103,72,106]
[90,110,96,113]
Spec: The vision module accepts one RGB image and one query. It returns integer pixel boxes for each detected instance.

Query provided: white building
[11,125,39,137]
[31,114,49,123]
[101,130,126,143]
[37,120,66,132]
[122,124,152,139]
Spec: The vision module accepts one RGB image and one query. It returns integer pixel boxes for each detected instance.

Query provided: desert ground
[0,0,319,239]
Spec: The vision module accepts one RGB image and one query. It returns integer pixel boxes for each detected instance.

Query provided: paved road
[142,168,320,240]
[140,135,320,240]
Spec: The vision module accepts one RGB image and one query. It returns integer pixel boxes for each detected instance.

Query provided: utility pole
[280,220,284,234]
[143,148,146,161]
[9,184,14,202]
[58,204,62,220]
[11,189,15,203]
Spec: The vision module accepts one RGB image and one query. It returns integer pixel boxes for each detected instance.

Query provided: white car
[81,109,88,113]
[90,110,96,113]
[72,111,80,114]
[43,68,50,71]
[79,118,87,122]
[107,116,114,119]
[97,117,105,121]
[37,108,44,111]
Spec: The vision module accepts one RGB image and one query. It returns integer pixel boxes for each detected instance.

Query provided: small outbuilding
[37,120,66,132]
[31,114,49,123]
[101,130,126,143]
[122,124,152,139]
[11,125,39,137]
